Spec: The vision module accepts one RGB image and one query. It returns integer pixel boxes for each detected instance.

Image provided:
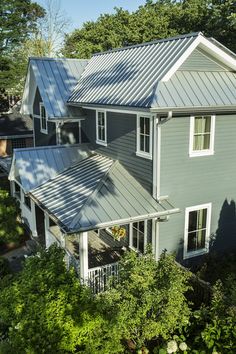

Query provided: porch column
[44,213,50,248]
[79,231,88,281]
[31,200,37,237]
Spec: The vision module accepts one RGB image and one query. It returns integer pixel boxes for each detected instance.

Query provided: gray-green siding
[179,48,230,71]
[159,114,236,261]
[82,110,153,193]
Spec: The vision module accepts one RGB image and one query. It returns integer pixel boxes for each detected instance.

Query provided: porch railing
[88,262,119,294]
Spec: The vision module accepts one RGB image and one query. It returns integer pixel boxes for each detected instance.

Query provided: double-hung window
[96,110,107,146]
[136,115,152,159]
[40,103,48,134]
[129,221,147,253]
[184,203,211,259]
[189,115,215,157]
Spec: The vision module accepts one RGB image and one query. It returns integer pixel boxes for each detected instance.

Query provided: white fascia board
[150,105,236,113]
[161,35,236,82]
[20,65,37,115]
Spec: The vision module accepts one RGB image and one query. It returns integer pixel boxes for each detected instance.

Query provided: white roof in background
[9,144,91,192]
[68,32,236,109]
[31,154,179,232]
[21,58,88,118]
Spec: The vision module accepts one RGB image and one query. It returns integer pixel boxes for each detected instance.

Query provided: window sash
[137,115,152,158]
[130,221,146,253]
[40,104,47,133]
[184,204,211,259]
[189,115,215,156]
[96,111,107,144]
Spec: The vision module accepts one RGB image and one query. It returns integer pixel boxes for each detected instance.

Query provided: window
[184,203,212,259]
[96,110,107,146]
[136,115,152,159]
[40,103,48,134]
[12,138,26,150]
[24,194,31,210]
[189,115,215,157]
[129,220,147,253]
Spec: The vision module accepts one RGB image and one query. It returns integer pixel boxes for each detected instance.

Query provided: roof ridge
[69,158,118,231]
[29,57,88,62]
[93,32,203,56]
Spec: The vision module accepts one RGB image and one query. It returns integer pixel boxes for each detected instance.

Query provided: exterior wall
[158,114,236,262]
[34,117,56,146]
[82,109,153,193]
[60,122,81,144]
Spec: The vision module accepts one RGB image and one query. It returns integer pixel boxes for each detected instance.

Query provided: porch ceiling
[30,153,179,233]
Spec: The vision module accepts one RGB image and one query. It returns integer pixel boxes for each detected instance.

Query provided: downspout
[152,111,172,260]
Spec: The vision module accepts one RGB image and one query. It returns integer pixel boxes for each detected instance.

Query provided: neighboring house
[9,32,236,290]
[0,107,33,177]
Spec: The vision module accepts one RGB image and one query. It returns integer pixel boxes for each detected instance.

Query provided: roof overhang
[67,102,150,114]
[150,105,236,115]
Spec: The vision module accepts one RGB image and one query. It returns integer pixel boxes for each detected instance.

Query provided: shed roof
[68,32,236,109]
[9,144,91,192]
[30,154,179,233]
[22,58,88,119]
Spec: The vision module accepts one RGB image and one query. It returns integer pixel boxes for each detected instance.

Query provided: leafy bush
[99,247,191,351]
[0,190,23,245]
[0,257,10,278]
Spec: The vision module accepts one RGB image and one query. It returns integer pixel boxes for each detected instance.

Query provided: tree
[0,245,100,353]
[62,0,236,59]
[0,0,45,97]
[0,190,23,245]
[100,248,191,352]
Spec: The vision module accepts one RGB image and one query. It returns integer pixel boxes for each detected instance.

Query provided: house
[0,106,33,178]
[9,32,236,290]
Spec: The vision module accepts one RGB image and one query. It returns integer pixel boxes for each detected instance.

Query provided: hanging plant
[111,225,126,241]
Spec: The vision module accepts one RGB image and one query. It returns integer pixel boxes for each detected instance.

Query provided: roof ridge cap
[93,32,203,56]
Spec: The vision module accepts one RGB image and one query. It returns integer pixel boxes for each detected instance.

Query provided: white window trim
[40,103,48,134]
[184,203,212,260]
[129,220,147,253]
[136,114,153,160]
[189,115,215,157]
[96,110,107,146]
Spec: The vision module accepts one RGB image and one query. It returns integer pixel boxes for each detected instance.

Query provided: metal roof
[9,144,91,192]
[68,33,200,107]
[153,71,236,108]
[29,58,88,118]
[30,154,179,232]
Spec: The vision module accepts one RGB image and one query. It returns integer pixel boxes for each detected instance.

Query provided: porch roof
[30,153,179,233]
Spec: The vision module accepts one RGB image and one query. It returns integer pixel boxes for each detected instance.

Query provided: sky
[36,0,147,32]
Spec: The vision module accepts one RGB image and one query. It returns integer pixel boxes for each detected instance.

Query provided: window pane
[197,208,207,230]
[188,210,197,232]
[197,229,206,249]
[203,116,211,133]
[138,233,144,253]
[193,135,203,150]
[140,135,144,151]
[139,221,144,233]
[145,136,150,153]
[140,117,145,134]
[187,231,197,252]
[203,133,210,149]
[145,118,150,135]
[194,117,203,134]
[132,227,138,248]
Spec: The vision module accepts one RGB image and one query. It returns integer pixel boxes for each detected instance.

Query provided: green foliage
[0,0,45,96]
[62,0,236,59]
[100,247,191,350]
[0,190,23,245]
[0,245,100,353]
[0,257,10,279]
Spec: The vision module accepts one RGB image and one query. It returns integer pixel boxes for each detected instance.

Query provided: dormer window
[40,103,48,134]
[189,115,215,157]
[96,110,107,146]
[136,115,152,159]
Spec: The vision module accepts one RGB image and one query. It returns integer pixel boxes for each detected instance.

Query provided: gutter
[150,106,236,114]
[64,207,181,235]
